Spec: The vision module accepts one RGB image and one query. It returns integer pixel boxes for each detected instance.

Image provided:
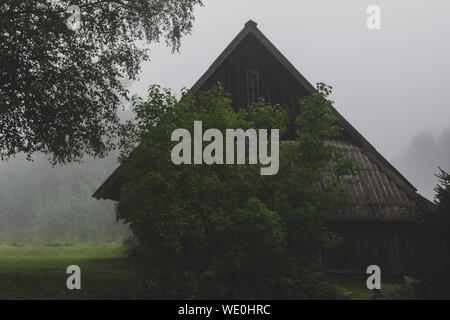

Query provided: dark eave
[92,165,121,201]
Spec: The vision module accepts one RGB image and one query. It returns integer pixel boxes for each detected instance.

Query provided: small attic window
[246,69,260,106]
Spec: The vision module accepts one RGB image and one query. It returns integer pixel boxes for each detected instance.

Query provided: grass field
[0,243,135,300]
[0,243,379,300]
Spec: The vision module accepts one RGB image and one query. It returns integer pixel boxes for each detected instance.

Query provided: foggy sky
[129,0,450,200]
[394,129,450,200]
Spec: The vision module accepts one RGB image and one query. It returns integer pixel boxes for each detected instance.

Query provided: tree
[117,83,357,299]
[0,0,202,163]
[0,152,129,242]
[414,168,450,298]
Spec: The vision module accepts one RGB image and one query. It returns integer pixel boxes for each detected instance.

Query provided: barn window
[246,69,260,106]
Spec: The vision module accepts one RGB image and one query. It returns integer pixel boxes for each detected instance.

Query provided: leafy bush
[117,83,357,299]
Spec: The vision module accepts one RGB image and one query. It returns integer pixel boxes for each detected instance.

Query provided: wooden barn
[94,20,431,275]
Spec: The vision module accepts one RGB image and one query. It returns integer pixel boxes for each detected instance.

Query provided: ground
[0,243,394,300]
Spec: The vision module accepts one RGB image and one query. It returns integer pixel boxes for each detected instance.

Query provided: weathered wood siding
[325,222,416,275]
[196,32,309,138]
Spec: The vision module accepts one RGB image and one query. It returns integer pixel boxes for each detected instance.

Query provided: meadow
[0,243,135,300]
[0,243,375,300]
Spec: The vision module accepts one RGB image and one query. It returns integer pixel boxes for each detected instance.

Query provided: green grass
[330,274,374,300]
[0,243,391,300]
[330,274,406,300]
[0,243,135,300]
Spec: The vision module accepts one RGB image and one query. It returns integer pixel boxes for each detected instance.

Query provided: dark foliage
[117,83,357,299]
[0,0,202,163]
[414,168,450,298]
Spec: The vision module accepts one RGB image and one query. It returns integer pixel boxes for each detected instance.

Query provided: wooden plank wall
[197,32,310,139]
[325,221,416,275]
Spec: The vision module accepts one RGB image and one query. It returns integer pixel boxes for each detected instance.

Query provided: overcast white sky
[130,0,450,165]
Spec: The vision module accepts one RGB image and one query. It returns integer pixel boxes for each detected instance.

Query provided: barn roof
[328,138,425,222]
[93,20,432,222]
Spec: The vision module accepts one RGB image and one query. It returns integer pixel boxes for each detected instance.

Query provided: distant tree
[117,83,357,299]
[0,153,129,242]
[0,0,202,163]
[31,156,130,243]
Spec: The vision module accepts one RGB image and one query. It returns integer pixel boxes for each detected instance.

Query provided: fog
[394,129,450,200]
[1,0,449,241]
